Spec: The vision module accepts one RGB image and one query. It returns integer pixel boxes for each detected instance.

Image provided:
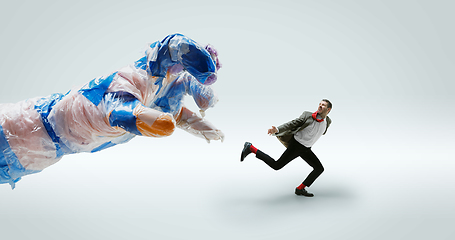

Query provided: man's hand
[267,126,278,135]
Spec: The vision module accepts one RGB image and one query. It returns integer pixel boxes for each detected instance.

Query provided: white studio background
[1,0,454,239]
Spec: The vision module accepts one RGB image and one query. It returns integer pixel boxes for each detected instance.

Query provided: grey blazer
[275,111,332,148]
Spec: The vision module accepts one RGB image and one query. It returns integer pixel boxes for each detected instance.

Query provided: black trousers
[256,137,324,187]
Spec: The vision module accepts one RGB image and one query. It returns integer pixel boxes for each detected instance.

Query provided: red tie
[312,111,324,122]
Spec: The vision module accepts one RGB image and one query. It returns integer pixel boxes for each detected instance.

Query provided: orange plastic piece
[136,114,175,137]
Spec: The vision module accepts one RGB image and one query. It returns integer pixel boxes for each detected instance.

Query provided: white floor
[1,121,454,240]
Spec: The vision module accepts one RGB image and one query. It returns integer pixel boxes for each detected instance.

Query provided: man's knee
[313,165,324,175]
[272,165,284,171]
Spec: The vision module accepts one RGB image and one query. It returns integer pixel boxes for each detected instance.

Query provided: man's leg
[255,139,302,170]
[299,149,324,188]
[295,150,324,197]
[240,138,319,197]
[241,137,303,170]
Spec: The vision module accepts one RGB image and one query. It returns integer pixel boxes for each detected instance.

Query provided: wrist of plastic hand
[201,129,225,143]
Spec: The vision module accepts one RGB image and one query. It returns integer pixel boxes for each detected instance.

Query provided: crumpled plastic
[0,33,223,189]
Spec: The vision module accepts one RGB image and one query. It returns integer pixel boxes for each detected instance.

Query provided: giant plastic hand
[0,33,223,189]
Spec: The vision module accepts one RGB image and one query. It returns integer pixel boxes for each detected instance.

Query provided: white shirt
[294,119,327,148]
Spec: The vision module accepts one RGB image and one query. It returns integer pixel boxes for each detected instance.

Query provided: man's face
[317,101,331,115]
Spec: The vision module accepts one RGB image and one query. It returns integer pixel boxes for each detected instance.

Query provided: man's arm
[276,111,312,134]
[323,116,332,135]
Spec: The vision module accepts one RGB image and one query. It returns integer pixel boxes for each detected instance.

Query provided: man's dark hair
[322,99,332,109]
